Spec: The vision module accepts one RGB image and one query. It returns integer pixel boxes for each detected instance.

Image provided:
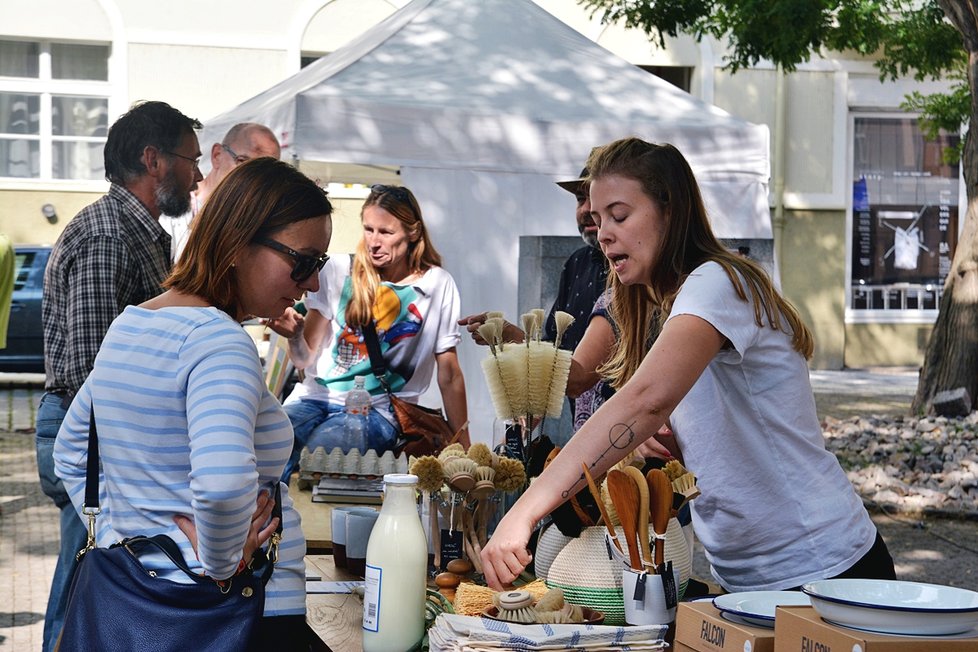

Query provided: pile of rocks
[822,413,978,518]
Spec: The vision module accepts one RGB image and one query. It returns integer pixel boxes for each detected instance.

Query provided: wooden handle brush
[623,465,653,571]
[647,469,673,568]
[606,469,642,570]
[581,462,622,554]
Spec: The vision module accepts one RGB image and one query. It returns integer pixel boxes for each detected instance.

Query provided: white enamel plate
[713,591,812,628]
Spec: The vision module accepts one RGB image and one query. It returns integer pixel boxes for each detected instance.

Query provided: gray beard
[156,171,191,216]
[581,231,599,248]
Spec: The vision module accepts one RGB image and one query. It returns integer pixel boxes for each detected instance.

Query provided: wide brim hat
[555,167,589,194]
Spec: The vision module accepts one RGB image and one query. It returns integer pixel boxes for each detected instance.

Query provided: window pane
[0,93,40,135]
[52,141,104,180]
[14,252,36,291]
[52,96,109,136]
[851,117,959,310]
[51,43,109,80]
[0,40,39,78]
[0,139,40,177]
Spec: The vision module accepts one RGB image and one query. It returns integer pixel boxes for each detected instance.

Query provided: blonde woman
[274,185,468,480]
[482,138,894,593]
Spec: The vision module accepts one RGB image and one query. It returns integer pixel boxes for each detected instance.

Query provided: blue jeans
[35,392,88,652]
[281,399,398,482]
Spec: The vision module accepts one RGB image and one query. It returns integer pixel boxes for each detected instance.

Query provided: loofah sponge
[533,587,565,613]
[663,459,687,481]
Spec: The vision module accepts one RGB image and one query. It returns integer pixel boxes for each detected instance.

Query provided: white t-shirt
[284,256,462,419]
[668,261,875,591]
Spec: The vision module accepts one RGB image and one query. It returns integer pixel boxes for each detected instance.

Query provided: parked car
[0,245,51,373]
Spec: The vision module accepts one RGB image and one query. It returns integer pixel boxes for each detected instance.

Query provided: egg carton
[298,446,409,480]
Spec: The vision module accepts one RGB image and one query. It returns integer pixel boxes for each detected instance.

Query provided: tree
[580,0,976,414]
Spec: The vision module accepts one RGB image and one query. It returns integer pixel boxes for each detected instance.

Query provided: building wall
[845,322,931,367]
[780,209,847,369]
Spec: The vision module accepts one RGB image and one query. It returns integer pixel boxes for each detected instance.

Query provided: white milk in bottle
[362,473,427,651]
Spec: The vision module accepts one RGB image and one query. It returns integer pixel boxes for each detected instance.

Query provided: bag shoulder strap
[361,320,391,393]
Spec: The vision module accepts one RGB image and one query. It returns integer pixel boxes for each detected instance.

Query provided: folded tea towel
[427,614,668,651]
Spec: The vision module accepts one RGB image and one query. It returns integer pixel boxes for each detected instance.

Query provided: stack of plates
[801,579,978,636]
[712,591,811,628]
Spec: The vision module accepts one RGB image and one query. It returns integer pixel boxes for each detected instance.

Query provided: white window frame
[0,38,115,191]
[845,111,967,325]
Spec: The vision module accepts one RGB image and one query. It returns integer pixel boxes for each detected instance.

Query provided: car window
[14,251,36,291]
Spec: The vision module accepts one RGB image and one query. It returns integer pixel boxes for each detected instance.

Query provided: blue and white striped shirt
[54,305,306,616]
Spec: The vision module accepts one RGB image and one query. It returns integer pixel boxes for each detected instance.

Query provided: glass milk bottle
[362,473,427,652]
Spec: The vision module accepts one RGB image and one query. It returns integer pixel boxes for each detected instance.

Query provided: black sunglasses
[255,237,329,282]
[370,184,410,202]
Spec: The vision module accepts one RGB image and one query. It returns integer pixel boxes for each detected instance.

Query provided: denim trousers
[281,399,398,482]
[35,392,88,652]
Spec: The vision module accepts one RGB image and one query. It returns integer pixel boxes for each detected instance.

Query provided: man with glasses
[162,122,281,261]
[37,100,202,652]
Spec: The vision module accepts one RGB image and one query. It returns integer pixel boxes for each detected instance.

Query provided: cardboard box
[774,605,978,652]
[673,643,698,652]
[675,601,775,652]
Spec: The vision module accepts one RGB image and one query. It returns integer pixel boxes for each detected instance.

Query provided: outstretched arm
[480,313,724,588]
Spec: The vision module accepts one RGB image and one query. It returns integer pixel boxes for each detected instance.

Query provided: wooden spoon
[606,468,642,570]
[581,462,623,554]
[623,465,653,571]
[647,469,673,568]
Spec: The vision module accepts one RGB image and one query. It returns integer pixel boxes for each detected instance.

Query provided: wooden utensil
[647,469,673,568]
[581,462,623,554]
[622,465,653,571]
[606,468,642,570]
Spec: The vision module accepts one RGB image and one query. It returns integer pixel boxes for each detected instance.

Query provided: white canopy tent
[201,0,772,441]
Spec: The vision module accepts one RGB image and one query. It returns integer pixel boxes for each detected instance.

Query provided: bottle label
[362,564,382,632]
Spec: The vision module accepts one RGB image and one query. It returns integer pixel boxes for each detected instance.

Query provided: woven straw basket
[543,519,691,625]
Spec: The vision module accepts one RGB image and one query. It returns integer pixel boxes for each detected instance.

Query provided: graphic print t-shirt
[288,257,461,411]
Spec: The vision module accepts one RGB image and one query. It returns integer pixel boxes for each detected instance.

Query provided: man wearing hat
[541,166,607,352]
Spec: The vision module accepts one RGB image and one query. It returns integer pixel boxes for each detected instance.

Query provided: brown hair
[345,185,442,328]
[588,138,813,388]
[166,158,332,317]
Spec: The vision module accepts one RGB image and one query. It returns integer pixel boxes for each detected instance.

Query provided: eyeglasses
[222,143,251,165]
[165,151,201,169]
[255,237,329,282]
[370,184,410,202]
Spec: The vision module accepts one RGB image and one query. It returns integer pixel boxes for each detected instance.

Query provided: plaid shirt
[42,183,172,394]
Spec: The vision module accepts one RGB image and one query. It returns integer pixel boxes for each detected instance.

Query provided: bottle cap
[383,473,418,485]
[354,375,366,384]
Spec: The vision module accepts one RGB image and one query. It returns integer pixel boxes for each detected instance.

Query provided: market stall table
[305,554,364,652]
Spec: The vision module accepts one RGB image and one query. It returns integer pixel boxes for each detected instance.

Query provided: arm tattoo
[561,420,637,499]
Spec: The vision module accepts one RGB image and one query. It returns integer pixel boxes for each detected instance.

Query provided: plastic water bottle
[362,474,427,651]
[344,375,371,453]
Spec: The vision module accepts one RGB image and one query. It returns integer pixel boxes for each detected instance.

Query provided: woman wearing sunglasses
[272,184,469,480]
[54,158,332,650]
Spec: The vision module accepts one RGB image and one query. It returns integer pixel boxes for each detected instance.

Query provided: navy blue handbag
[55,412,281,652]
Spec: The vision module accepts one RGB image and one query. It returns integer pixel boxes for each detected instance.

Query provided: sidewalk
[0,385,53,652]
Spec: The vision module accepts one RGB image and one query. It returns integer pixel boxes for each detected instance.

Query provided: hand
[266,307,304,339]
[457,313,525,345]
[635,424,677,461]
[457,313,490,345]
[480,511,534,590]
[173,491,279,571]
